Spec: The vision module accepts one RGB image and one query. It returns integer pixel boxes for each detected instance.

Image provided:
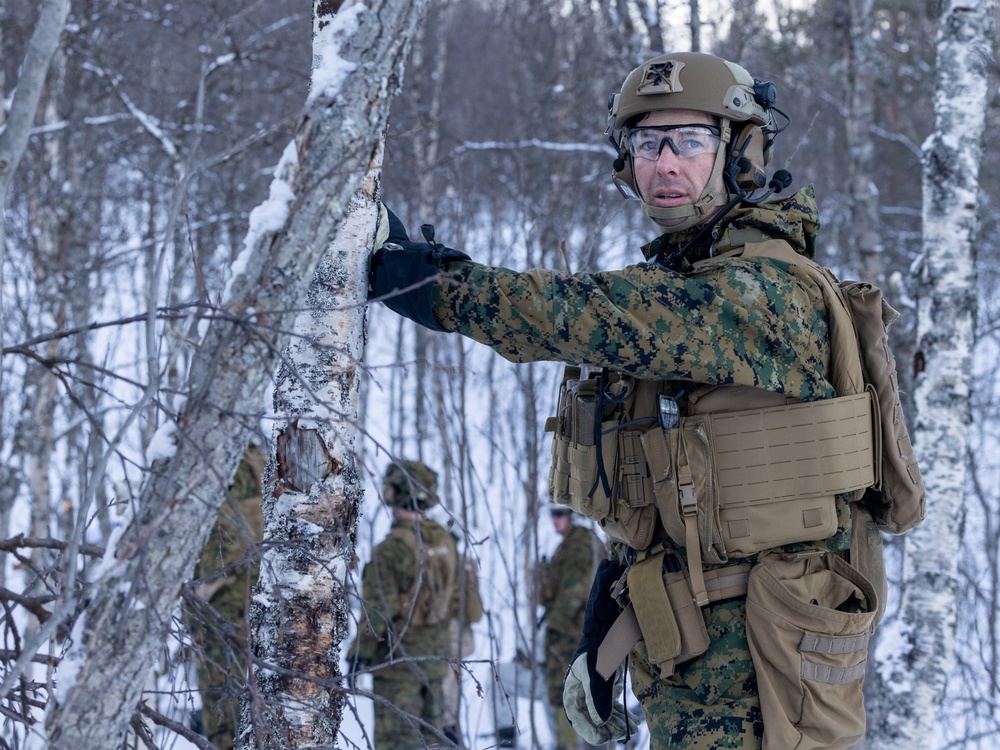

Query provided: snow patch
[54,611,89,704]
[147,420,178,462]
[307,4,362,106]
[295,518,325,536]
[87,523,127,582]
[223,141,300,304]
[253,592,274,608]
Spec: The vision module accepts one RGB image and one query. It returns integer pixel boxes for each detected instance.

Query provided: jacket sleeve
[432,257,835,401]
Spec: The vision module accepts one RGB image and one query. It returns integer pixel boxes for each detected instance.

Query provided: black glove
[369,205,470,332]
[562,558,639,744]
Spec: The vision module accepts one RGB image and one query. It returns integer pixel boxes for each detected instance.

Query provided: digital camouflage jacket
[432,186,834,404]
[432,185,851,557]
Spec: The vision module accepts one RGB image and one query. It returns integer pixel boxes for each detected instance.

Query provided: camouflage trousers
[372,660,448,749]
[630,599,764,749]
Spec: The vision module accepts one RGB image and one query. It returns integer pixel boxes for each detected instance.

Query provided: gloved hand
[369,203,470,332]
[562,558,640,745]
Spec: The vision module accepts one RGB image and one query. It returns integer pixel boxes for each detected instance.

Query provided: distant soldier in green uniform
[370,50,923,750]
[536,508,608,750]
[351,461,459,749]
[188,444,266,750]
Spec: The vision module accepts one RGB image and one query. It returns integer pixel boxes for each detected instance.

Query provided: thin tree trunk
[689,0,701,51]
[868,1,993,746]
[32,1,428,747]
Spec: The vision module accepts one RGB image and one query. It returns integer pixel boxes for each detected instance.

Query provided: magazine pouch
[746,552,877,750]
[546,368,657,549]
[625,550,711,676]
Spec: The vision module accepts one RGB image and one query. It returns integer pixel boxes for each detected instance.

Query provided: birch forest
[1,1,998,749]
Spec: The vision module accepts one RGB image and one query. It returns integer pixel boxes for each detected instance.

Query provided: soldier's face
[631,109,724,227]
[551,511,572,535]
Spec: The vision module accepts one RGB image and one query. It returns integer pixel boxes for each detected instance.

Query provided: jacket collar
[641,184,820,264]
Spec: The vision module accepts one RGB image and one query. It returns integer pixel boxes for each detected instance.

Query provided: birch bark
[869,1,993,746]
[243,149,381,749]
[35,1,427,747]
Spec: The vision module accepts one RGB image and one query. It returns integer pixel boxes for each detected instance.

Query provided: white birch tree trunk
[244,172,378,749]
[869,1,993,747]
[242,148,382,750]
[35,1,427,747]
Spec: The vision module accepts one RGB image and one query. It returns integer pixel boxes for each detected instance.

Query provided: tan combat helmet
[606,51,790,232]
[382,460,439,512]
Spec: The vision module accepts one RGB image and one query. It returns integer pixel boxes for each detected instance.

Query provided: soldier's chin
[652,213,686,229]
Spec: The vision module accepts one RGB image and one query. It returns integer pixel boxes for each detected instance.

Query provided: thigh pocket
[745,553,877,750]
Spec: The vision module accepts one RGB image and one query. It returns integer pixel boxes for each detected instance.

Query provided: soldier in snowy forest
[369,50,923,749]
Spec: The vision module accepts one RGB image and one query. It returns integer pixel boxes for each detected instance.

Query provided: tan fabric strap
[596,603,642,680]
[595,563,752,679]
[799,632,871,655]
[801,658,867,684]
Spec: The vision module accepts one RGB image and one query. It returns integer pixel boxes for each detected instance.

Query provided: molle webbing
[709,390,876,505]
[670,390,875,605]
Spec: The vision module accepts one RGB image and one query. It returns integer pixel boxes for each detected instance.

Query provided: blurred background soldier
[187,443,266,750]
[536,506,608,750]
[350,460,460,749]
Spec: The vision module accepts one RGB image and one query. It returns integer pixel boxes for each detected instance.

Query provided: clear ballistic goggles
[627,124,722,161]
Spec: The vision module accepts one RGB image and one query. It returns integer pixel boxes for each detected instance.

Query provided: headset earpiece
[729,125,770,191]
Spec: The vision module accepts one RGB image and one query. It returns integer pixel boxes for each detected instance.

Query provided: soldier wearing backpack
[350,460,460,749]
[370,51,923,750]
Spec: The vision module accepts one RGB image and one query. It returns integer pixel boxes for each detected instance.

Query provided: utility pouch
[627,552,682,667]
[745,552,877,750]
[595,558,748,680]
[658,569,711,675]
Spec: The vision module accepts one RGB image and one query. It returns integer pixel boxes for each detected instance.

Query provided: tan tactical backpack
[388,522,458,627]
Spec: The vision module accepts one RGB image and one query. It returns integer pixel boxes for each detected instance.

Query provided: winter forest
[0,0,998,749]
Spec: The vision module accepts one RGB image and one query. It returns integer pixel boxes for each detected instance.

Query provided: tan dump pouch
[642,392,877,575]
[746,553,877,750]
[596,562,750,680]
